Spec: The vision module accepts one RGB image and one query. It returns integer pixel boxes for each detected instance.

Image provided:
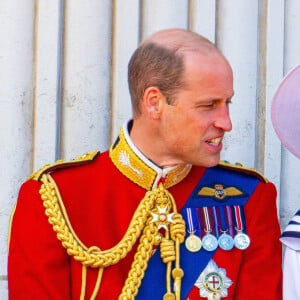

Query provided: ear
[141,87,166,119]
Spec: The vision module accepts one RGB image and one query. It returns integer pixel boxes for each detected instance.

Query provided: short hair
[128,42,185,116]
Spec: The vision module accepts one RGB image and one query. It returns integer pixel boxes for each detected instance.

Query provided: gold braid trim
[29,151,100,181]
[39,174,186,299]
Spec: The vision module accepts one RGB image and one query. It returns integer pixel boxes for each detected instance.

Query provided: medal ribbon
[203,207,212,233]
[226,206,234,237]
[187,208,195,233]
[218,206,228,232]
[196,208,202,238]
[182,208,199,234]
[234,205,247,233]
[212,207,220,238]
[234,205,243,232]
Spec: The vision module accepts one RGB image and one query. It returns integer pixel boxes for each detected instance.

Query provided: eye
[201,101,217,108]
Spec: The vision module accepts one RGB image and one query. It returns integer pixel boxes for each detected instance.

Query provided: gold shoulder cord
[39,173,186,300]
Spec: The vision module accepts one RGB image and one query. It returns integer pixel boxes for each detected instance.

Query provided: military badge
[214,184,226,199]
[195,260,232,299]
[198,184,243,200]
[150,205,174,231]
[118,150,143,177]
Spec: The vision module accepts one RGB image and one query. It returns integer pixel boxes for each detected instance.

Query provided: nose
[214,105,232,132]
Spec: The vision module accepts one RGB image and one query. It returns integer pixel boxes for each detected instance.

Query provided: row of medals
[185,230,250,253]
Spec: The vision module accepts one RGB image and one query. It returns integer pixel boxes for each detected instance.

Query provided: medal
[233,205,250,250]
[183,208,202,252]
[234,232,250,250]
[202,207,218,251]
[185,233,202,252]
[195,259,233,299]
[218,232,234,251]
[202,233,218,251]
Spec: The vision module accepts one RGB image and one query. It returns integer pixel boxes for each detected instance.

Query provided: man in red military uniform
[8,28,282,299]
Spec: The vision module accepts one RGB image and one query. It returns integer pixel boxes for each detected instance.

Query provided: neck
[130,119,181,168]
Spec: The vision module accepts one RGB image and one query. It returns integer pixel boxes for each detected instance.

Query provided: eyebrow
[210,92,235,102]
[193,91,235,106]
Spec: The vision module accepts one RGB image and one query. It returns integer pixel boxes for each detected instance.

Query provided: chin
[192,156,220,168]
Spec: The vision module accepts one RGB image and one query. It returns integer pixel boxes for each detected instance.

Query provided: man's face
[159,52,234,167]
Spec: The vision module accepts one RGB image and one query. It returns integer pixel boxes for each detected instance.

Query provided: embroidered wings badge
[198,184,243,200]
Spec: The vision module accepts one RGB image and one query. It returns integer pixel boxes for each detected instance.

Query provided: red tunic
[8,127,282,299]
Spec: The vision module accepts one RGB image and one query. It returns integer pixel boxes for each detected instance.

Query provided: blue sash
[136,165,260,299]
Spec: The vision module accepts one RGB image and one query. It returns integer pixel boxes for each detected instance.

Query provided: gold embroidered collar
[109,121,192,191]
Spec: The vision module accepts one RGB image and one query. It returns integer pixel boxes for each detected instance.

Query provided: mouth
[206,137,222,146]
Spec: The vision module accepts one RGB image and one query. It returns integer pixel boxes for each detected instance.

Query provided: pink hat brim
[271,65,300,159]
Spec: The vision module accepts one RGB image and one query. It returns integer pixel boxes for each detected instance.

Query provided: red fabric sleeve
[8,180,71,300]
[234,181,283,299]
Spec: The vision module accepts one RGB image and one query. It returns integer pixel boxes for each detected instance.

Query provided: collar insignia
[118,150,143,177]
[110,122,192,190]
[195,260,232,299]
[198,184,243,200]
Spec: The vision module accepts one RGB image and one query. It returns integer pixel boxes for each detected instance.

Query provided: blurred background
[1,0,300,298]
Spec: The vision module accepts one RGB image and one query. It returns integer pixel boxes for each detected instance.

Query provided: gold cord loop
[160,238,175,263]
[170,213,186,243]
[39,174,156,268]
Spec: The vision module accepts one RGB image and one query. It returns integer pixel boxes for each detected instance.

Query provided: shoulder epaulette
[27,150,100,181]
[218,161,268,183]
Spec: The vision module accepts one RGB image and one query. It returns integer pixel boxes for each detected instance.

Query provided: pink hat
[271,65,300,159]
